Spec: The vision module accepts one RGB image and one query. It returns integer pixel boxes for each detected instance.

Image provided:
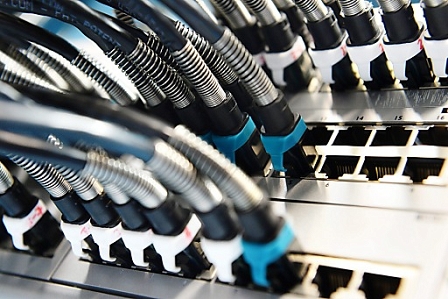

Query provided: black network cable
[8,154,133,266]
[376,0,436,88]
[338,0,396,89]
[294,0,361,90]
[0,37,62,88]
[421,0,448,82]
[237,0,315,92]
[210,0,267,64]
[0,161,63,256]
[0,3,202,131]
[0,12,136,105]
[272,0,315,47]
[100,0,270,175]
[0,85,304,291]
[157,0,314,179]
[0,61,62,92]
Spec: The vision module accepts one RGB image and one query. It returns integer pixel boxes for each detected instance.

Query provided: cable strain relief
[0,179,37,218]
[344,5,382,45]
[232,24,266,55]
[51,190,88,224]
[196,202,241,241]
[307,10,345,50]
[423,2,448,39]
[113,200,151,231]
[175,100,211,136]
[207,93,246,135]
[141,197,191,236]
[81,194,119,227]
[260,14,295,52]
[256,91,295,135]
[381,3,420,43]
[144,98,181,126]
[238,200,283,243]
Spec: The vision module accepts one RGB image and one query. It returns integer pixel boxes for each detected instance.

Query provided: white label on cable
[2,199,47,250]
[346,38,385,81]
[309,35,349,83]
[264,37,307,86]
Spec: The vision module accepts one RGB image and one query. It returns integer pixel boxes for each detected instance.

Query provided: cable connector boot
[262,15,315,91]
[89,220,122,263]
[239,201,301,291]
[142,198,210,277]
[422,0,448,82]
[120,224,153,268]
[304,5,360,90]
[0,180,63,255]
[60,219,91,259]
[151,214,205,275]
[201,234,243,283]
[342,1,396,89]
[260,110,312,177]
[380,2,436,88]
[195,202,242,282]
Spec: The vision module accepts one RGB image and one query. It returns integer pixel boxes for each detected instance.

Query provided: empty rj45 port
[312,266,353,298]
[359,273,401,299]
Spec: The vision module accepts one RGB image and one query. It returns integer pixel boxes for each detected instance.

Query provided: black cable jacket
[98,10,149,42]
[96,0,187,51]
[0,12,79,60]
[10,85,172,141]
[159,0,224,44]
[0,130,87,172]
[0,0,137,53]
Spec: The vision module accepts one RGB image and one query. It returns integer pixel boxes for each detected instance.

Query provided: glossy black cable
[0,0,137,53]
[158,0,225,44]
[97,0,187,51]
[0,12,79,60]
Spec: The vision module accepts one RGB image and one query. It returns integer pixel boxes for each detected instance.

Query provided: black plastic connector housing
[423,2,448,39]
[0,179,63,256]
[261,14,314,92]
[113,200,151,231]
[175,99,211,136]
[381,4,435,88]
[196,203,240,241]
[51,191,89,224]
[82,194,120,227]
[306,11,360,89]
[233,23,266,55]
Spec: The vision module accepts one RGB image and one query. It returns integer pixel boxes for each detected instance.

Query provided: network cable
[0,12,136,105]
[339,0,396,89]
[377,0,436,88]
[157,0,313,178]
[99,0,270,175]
[237,0,315,91]
[209,0,267,66]
[0,161,63,256]
[421,0,448,82]
[0,84,305,291]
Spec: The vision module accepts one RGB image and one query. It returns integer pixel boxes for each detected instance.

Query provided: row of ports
[312,156,443,182]
[302,126,448,147]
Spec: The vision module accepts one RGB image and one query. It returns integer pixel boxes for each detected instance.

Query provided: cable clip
[120,225,154,267]
[242,222,295,287]
[309,35,349,83]
[200,234,243,283]
[212,117,256,163]
[151,214,201,273]
[261,117,307,172]
[423,32,448,78]
[89,221,122,262]
[382,27,425,80]
[264,37,307,86]
[346,37,385,81]
[2,199,47,250]
[60,220,91,259]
